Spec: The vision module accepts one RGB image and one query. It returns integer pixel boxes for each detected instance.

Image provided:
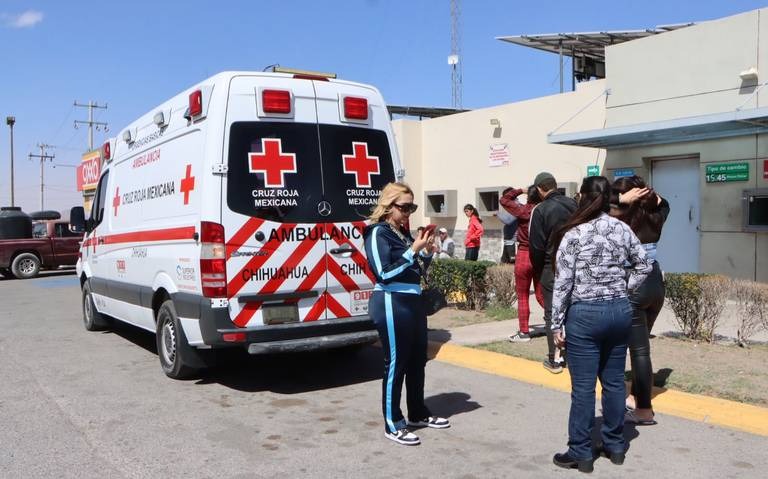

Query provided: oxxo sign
[77,150,102,192]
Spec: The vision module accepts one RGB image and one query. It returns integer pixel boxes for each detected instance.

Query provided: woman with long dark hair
[549,176,651,472]
[363,182,450,446]
[463,203,484,261]
[611,176,670,425]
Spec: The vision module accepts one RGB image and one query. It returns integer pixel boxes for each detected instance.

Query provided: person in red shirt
[463,204,484,261]
[500,186,544,342]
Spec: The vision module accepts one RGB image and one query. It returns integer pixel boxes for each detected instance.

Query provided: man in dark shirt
[529,172,577,373]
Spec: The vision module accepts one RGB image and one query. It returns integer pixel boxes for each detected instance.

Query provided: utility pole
[74,101,108,150]
[28,144,55,210]
[5,116,15,206]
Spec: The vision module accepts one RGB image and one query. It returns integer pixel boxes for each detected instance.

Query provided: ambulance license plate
[263,304,299,324]
[350,289,373,315]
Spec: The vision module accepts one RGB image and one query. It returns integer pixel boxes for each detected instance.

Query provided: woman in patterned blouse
[548,176,652,473]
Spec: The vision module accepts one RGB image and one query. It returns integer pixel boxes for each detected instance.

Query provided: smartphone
[423,224,437,236]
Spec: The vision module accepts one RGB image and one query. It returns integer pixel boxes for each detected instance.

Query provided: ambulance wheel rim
[84,293,93,323]
[18,258,36,275]
[160,319,177,365]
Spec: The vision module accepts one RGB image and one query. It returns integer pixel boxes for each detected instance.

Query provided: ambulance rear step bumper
[246,330,379,354]
[212,315,378,352]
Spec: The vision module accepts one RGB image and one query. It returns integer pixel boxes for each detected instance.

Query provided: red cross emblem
[180,164,195,205]
[112,187,120,217]
[248,138,297,188]
[342,142,379,188]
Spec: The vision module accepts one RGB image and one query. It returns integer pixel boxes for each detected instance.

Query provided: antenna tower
[449,0,463,108]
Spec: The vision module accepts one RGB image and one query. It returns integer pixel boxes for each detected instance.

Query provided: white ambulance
[71,68,400,379]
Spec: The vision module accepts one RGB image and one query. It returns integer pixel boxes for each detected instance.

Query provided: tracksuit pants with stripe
[370,290,431,433]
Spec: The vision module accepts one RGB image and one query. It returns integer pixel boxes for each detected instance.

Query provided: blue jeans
[565,297,632,460]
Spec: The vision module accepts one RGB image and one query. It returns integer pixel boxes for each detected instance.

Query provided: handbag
[421,284,448,316]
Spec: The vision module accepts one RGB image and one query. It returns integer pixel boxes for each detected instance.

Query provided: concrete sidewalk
[432,299,768,346]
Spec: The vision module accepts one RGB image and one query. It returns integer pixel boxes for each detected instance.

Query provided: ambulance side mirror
[69,206,89,233]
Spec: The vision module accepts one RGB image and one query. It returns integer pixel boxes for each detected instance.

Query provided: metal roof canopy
[496,24,694,92]
[495,24,694,61]
[387,105,470,119]
[548,107,768,149]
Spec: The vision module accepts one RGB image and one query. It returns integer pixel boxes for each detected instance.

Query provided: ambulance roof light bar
[270,66,337,80]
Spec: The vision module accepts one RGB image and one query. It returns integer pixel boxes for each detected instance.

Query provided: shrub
[485,264,517,307]
[665,273,731,342]
[733,279,768,346]
[427,259,495,310]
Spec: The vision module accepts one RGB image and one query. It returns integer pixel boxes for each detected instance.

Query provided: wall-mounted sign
[613,168,635,178]
[705,162,749,183]
[76,150,102,192]
[586,165,600,177]
[488,143,509,168]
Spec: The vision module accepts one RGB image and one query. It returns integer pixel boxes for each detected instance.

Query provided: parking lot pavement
[1,273,766,478]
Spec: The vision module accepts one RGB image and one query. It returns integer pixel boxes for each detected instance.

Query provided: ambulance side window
[91,171,110,228]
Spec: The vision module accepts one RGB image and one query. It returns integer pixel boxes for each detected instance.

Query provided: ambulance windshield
[227,122,394,223]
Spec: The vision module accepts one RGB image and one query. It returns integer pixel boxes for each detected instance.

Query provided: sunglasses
[392,203,418,214]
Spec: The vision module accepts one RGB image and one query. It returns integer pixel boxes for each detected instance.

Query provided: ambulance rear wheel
[82,281,109,331]
[156,300,198,380]
[11,253,40,279]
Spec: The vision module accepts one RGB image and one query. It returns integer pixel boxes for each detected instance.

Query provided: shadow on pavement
[590,416,640,454]
[425,391,482,419]
[427,329,453,359]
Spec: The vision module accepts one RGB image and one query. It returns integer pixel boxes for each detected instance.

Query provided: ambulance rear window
[226,122,395,223]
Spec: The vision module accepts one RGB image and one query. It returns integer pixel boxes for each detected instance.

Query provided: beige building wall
[392,80,606,260]
[599,8,768,281]
[605,9,763,125]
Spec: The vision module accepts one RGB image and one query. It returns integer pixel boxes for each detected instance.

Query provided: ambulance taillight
[343,96,368,120]
[200,221,227,298]
[189,90,203,117]
[262,89,291,114]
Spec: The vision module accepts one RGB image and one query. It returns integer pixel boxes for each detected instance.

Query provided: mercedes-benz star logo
[317,201,332,217]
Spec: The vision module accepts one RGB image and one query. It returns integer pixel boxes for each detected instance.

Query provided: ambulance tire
[11,253,40,279]
[156,300,207,380]
[82,281,109,331]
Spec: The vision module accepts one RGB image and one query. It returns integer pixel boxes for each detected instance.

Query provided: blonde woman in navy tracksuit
[363,182,450,446]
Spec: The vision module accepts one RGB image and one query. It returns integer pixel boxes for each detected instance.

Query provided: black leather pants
[628,262,665,409]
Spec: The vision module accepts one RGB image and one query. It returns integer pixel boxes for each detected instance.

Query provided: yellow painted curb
[431,342,768,437]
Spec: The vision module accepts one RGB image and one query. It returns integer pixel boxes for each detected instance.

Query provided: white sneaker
[407,416,451,429]
[384,428,421,445]
[508,331,531,343]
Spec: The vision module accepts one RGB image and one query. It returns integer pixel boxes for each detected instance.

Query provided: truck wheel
[156,300,200,380]
[82,281,109,331]
[11,253,41,279]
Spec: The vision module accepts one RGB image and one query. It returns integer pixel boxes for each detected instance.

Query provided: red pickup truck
[0,221,82,279]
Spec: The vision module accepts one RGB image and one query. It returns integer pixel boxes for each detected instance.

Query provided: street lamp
[6,116,15,206]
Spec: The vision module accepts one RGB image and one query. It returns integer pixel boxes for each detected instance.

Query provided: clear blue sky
[1,0,765,213]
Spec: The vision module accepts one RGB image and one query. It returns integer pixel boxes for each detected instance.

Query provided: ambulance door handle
[330,245,356,255]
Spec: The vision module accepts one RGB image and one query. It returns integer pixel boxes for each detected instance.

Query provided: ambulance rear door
[313,81,396,320]
[222,75,330,328]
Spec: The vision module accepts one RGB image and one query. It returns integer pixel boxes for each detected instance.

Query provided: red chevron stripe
[226,217,265,259]
[232,225,324,327]
[326,257,358,292]
[226,223,297,299]
[325,292,350,318]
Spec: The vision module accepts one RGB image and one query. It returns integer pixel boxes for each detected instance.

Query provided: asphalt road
[0,272,765,478]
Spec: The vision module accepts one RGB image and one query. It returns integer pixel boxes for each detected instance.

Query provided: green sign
[705,162,749,183]
[586,165,600,177]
